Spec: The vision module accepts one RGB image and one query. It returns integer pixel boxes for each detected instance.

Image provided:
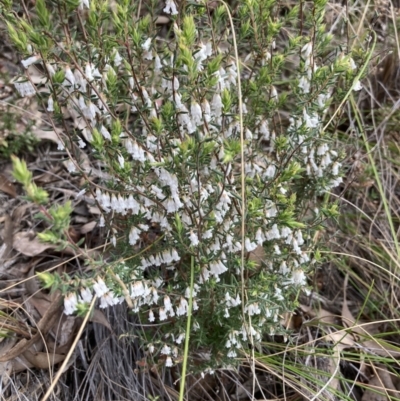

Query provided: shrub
[2,0,367,372]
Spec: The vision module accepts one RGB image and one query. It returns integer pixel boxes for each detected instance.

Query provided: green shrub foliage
[3,0,365,371]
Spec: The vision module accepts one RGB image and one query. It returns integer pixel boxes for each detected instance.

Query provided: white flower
[176,297,188,316]
[159,307,168,321]
[266,224,280,240]
[99,215,106,227]
[296,230,304,246]
[317,143,329,156]
[100,126,111,141]
[64,67,76,87]
[352,79,363,91]
[281,227,292,238]
[209,260,227,278]
[191,101,203,127]
[176,333,185,344]
[303,109,319,128]
[332,162,341,176]
[76,188,86,199]
[290,269,307,286]
[195,42,213,70]
[85,63,99,82]
[93,278,109,297]
[329,177,343,188]
[100,292,120,308]
[203,229,213,239]
[162,76,180,93]
[318,92,331,108]
[163,0,178,15]
[151,287,159,304]
[163,197,183,213]
[117,154,125,168]
[259,119,270,140]
[202,99,211,122]
[265,164,276,179]
[245,238,257,252]
[279,261,289,275]
[66,160,76,173]
[125,139,146,162]
[270,85,278,100]
[274,286,284,300]
[189,231,199,247]
[129,226,141,246]
[46,63,56,76]
[79,0,89,8]
[211,93,223,118]
[298,76,310,93]
[113,51,122,66]
[154,54,162,71]
[321,153,332,168]
[199,267,210,283]
[142,38,153,60]
[85,63,95,81]
[164,296,173,313]
[77,137,86,148]
[80,288,93,303]
[161,344,171,355]
[47,97,54,112]
[185,284,199,298]
[131,281,145,298]
[171,248,180,261]
[21,55,39,69]
[165,356,173,367]
[348,57,357,70]
[64,293,78,315]
[142,38,152,52]
[301,42,313,58]
[245,303,261,316]
[227,63,237,86]
[83,101,99,121]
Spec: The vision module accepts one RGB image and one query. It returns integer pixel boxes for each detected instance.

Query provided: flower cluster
[4,0,365,370]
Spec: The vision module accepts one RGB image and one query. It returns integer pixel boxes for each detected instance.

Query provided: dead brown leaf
[300,304,337,325]
[22,349,66,370]
[362,364,400,401]
[0,174,17,198]
[1,214,14,261]
[11,203,30,226]
[360,338,400,359]
[57,317,76,347]
[28,296,53,317]
[90,309,112,331]
[300,304,355,350]
[13,231,53,257]
[80,220,97,234]
[33,128,61,144]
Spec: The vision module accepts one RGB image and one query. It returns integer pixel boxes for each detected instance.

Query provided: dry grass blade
[41,295,96,401]
[0,294,62,363]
